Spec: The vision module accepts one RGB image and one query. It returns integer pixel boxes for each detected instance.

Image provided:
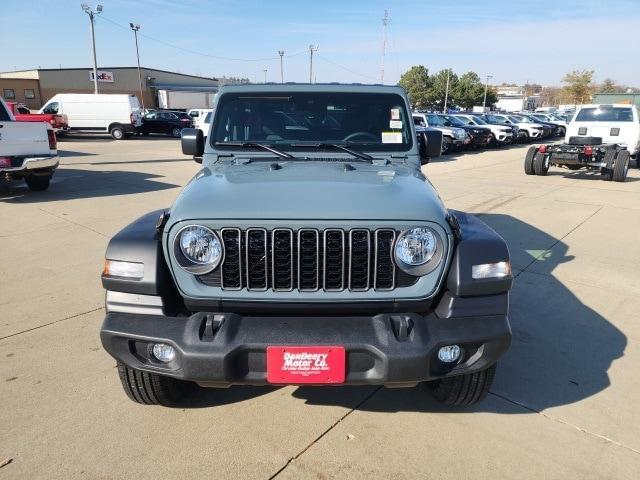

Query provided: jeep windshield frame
[210,91,413,153]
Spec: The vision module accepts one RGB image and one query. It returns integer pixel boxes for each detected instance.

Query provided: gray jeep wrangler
[100,84,512,407]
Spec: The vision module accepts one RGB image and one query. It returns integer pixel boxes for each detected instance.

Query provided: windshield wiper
[289,143,373,161]
[215,142,294,159]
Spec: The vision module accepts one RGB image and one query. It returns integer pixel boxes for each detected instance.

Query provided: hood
[168,159,449,223]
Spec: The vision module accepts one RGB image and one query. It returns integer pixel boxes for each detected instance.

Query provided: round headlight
[175,225,223,274]
[394,227,443,276]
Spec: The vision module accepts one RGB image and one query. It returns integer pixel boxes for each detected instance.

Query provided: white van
[39,94,143,140]
[566,104,640,157]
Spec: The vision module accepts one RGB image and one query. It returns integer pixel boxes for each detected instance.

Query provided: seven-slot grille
[202,228,402,292]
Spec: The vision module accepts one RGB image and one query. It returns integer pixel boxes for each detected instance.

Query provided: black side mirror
[181,128,204,161]
[418,132,429,165]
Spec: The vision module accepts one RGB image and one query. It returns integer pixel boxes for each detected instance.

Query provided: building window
[24,89,35,99]
[3,89,15,99]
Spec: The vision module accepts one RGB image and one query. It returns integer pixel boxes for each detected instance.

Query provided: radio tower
[380,10,390,84]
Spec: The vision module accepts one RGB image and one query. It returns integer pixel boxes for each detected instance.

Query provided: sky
[1,0,638,87]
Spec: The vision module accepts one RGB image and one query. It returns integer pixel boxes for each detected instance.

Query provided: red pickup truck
[6,101,69,134]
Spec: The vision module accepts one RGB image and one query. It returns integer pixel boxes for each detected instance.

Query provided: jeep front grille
[199,228,410,292]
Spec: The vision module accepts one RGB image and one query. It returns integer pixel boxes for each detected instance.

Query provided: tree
[398,65,431,109]
[426,69,458,111]
[562,70,594,104]
[454,72,496,109]
[598,78,622,93]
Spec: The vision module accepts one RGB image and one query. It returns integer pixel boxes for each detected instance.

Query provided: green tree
[426,69,458,111]
[598,78,622,93]
[454,72,496,109]
[398,65,431,109]
[562,70,594,104]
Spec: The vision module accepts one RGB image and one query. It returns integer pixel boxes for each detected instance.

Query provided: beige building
[0,67,219,109]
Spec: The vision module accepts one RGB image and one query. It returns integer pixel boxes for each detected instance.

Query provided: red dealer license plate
[266,346,346,384]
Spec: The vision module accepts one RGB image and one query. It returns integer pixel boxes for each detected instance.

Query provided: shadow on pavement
[58,150,98,158]
[153,213,628,414]
[0,168,178,203]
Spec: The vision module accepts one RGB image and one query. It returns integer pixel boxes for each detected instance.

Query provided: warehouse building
[0,67,219,110]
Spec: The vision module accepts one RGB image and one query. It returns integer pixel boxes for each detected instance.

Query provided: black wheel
[524,146,536,175]
[601,149,616,181]
[429,364,496,406]
[25,174,51,191]
[441,136,452,155]
[117,363,190,406]
[110,126,125,140]
[533,152,549,175]
[612,150,630,182]
[520,131,530,144]
[170,127,182,138]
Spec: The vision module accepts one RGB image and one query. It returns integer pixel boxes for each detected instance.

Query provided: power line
[315,54,378,82]
[99,15,305,62]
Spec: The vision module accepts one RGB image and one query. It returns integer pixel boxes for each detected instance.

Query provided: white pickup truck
[1,97,59,191]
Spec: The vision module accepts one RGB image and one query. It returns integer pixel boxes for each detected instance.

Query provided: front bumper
[0,155,59,174]
[101,309,511,387]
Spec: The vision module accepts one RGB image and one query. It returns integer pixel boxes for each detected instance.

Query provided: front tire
[429,364,496,406]
[612,150,630,183]
[170,127,182,138]
[110,126,125,140]
[533,152,549,175]
[524,146,536,175]
[117,363,190,406]
[441,136,452,155]
[25,174,51,191]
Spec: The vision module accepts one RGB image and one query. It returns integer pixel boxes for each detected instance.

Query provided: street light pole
[129,23,145,111]
[81,4,102,94]
[482,74,493,110]
[263,69,268,84]
[309,45,317,84]
[443,69,450,113]
[278,50,285,83]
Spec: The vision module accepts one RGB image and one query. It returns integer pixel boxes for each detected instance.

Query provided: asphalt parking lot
[1,136,639,479]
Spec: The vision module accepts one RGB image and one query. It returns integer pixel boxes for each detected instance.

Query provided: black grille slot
[349,229,370,290]
[272,229,293,291]
[211,227,409,292]
[374,230,396,290]
[221,228,241,289]
[323,230,345,290]
[298,229,319,291]
[246,229,268,290]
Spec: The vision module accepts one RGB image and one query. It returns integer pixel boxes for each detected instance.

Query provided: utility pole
[482,74,493,110]
[278,50,285,83]
[380,10,390,84]
[81,4,102,94]
[129,23,145,111]
[263,69,268,84]
[443,69,450,113]
[309,45,317,84]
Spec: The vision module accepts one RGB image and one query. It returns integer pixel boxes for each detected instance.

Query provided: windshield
[486,115,508,124]
[212,92,413,151]
[442,115,465,127]
[205,111,212,123]
[575,107,633,122]
[508,116,522,123]
[425,114,446,126]
[470,116,488,125]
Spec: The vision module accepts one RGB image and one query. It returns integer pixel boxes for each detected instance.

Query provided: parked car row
[412,109,570,155]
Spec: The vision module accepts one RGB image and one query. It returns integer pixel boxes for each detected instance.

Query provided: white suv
[453,114,514,145]
[566,104,640,160]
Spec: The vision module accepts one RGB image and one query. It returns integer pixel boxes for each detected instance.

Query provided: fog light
[438,345,461,363]
[152,343,176,363]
